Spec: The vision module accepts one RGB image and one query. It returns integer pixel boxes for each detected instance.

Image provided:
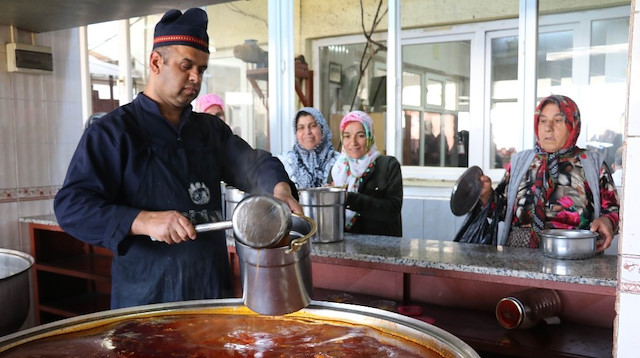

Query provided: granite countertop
[22,215,617,288]
[311,233,617,288]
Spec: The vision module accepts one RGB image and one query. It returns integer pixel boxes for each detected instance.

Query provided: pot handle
[285,214,317,254]
[195,221,233,233]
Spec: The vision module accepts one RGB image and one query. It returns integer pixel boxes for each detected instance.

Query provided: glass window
[87,20,123,114]
[488,6,629,171]
[401,41,471,168]
[318,42,388,152]
[489,34,519,169]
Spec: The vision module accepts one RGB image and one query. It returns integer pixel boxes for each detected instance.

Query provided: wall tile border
[620,254,640,294]
[0,186,59,203]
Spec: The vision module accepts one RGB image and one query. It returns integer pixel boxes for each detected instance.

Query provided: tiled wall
[0,25,83,253]
[615,0,640,355]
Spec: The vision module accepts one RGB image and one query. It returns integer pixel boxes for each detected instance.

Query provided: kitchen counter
[311,233,617,289]
[20,214,617,292]
[21,214,617,357]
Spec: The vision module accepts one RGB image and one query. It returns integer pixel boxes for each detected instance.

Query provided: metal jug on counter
[195,195,317,315]
[299,187,346,243]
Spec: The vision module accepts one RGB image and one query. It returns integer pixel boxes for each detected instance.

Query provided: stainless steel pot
[0,299,480,357]
[236,214,316,316]
[540,229,599,259]
[0,249,34,336]
[298,187,346,243]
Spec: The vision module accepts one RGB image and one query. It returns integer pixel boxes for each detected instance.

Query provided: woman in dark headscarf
[277,107,340,189]
[479,95,619,251]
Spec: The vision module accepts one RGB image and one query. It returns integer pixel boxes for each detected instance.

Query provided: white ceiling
[0,0,234,33]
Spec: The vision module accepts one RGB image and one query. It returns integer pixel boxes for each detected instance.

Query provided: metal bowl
[540,229,599,260]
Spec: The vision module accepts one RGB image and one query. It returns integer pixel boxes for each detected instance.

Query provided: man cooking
[54,8,302,309]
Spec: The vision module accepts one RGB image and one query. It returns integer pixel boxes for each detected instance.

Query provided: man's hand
[273,182,303,214]
[130,210,196,244]
[591,216,614,252]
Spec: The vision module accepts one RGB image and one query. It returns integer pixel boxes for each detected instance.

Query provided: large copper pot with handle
[0,298,480,357]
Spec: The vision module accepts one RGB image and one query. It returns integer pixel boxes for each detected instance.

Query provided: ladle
[195,195,293,249]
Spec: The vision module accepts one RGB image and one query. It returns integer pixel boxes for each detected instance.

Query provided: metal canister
[298,187,346,243]
[495,288,561,329]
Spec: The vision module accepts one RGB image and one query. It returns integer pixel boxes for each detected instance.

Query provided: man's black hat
[153,8,209,53]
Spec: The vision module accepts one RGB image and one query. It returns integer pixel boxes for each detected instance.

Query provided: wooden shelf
[29,223,113,324]
[36,254,112,280]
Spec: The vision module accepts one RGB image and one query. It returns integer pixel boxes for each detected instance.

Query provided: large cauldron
[0,299,480,357]
[0,249,34,337]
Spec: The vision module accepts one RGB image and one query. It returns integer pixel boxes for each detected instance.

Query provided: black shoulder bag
[453,182,506,245]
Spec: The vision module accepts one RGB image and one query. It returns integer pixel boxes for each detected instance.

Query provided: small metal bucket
[235,214,316,315]
[299,187,346,243]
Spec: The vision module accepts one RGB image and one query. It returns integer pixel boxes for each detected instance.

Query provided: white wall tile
[0,202,20,250]
[401,198,424,238]
[0,98,18,189]
[57,60,82,102]
[0,53,13,99]
[34,31,53,48]
[13,99,48,144]
[50,143,78,185]
[47,101,82,145]
[628,8,640,136]
[616,292,640,357]
[423,198,458,241]
[620,137,640,255]
[16,142,52,188]
[11,72,44,101]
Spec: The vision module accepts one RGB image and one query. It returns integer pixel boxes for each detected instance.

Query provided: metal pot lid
[450,166,483,216]
[232,195,292,248]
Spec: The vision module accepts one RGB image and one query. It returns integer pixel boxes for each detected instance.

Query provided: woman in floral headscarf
[277,107,340,189]
[329,111,403,237]
[478,95,619,251]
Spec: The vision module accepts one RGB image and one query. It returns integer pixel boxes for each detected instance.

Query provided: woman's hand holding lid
[479,175,494,206]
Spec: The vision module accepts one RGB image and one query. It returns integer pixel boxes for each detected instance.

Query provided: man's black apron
[110,103,232,309]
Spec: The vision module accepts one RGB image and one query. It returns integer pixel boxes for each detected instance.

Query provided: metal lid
[232,195,292,248]
[450,166,483,216]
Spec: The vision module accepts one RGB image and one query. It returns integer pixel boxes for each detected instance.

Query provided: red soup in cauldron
[0,314,446,357]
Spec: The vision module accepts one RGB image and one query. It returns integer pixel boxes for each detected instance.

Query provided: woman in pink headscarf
[196,93,226,119]
[478,95,619,251]
[329,111,403,237]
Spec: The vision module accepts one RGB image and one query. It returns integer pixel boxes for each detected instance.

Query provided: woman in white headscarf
[330,111,403,237]
[278,107,340,189]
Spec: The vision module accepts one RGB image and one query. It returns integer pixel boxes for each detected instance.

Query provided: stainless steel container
[0,249,34,336]
[225,186,249,221]
[0,299,480,357]
[299,187,346,243]
[224,186,249,238]
[235,214,316,315]
[540,229,598,259]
